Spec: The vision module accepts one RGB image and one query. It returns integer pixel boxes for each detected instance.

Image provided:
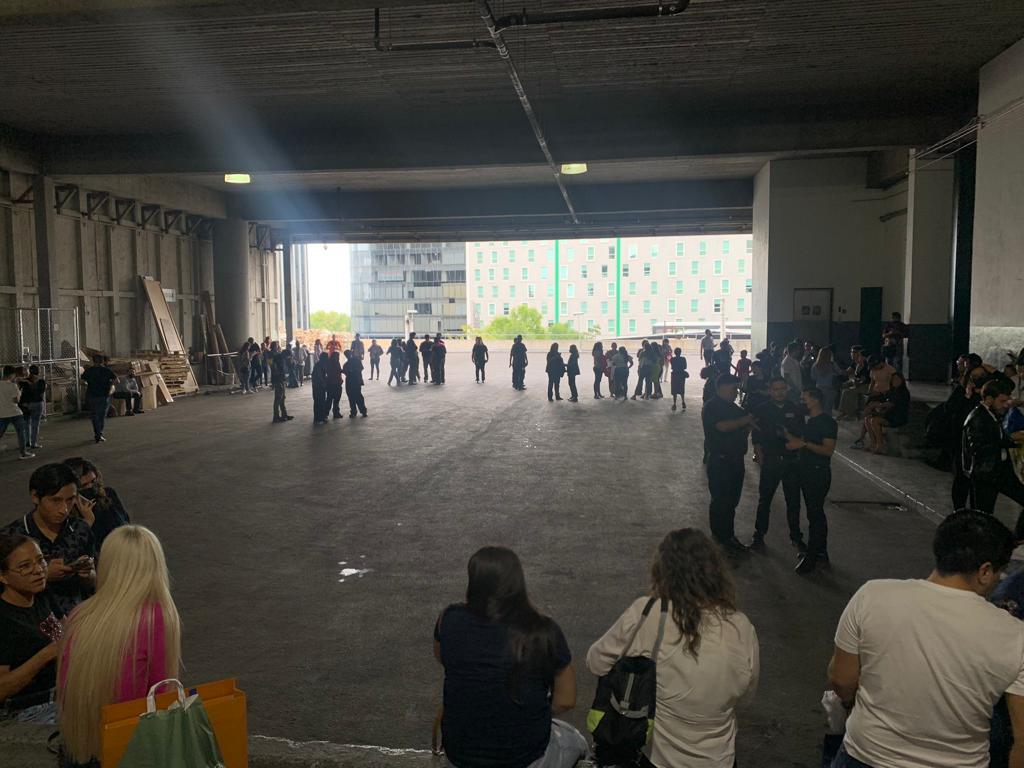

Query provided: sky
[306,243,351,314]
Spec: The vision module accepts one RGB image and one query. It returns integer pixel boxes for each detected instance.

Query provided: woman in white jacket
[587,529,759,768]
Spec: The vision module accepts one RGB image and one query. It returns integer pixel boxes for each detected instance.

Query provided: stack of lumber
[82,347,197,401]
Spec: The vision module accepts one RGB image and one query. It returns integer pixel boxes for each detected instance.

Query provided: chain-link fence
[0,307,81,413]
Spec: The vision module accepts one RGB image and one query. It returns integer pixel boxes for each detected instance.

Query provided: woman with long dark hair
[863,372,911,455]
[546,343,566,402]
[566,345,580,403]
[434,547,585,768]
[587,530,759,768]
[61,458,130,557]
[591,342,606,400]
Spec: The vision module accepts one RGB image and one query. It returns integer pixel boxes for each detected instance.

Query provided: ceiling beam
[0,0,442,20]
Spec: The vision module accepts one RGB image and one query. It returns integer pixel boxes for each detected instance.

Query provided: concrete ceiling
[1,0,1022,238]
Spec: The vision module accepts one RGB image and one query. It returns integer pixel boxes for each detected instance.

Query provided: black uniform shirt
[702,397,749,458]
[3,513,96,616]
[511,342,527,364]
[802,414,838,467]
[753,400,805,459]
[0,591,65,708]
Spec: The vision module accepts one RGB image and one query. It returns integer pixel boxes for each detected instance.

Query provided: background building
[350,242,467,337]
[465,235,753,338]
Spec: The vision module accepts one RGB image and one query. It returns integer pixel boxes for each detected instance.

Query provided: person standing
[963,379,1024,530]
[236,341,252,394]
[472,337,489,383]
[670,348,688,412]
[269,342,294,423]
[1,367,33,459]
[614,347,632,401]
[733,350,752,389]
[749,378,805,553]
[291,341,305,387]
[811,346,842,413]
[431,334,447,384]
[350,333,365,362]
[419,334,432,384]
[591,342,606,399]
[249,343,263,392]
[326,351,344,420]
[325,334,342,357]
[260,336,272,387]
[18,365,46,450]
[314,338,324,360]
[342,351,368,418]
[80,356,117,445]
[311,352,329,424]
[881,311,908,373]
[566,345,580,403]
[780,342,803,402]
[632,340,651,400]
[367,339,383,381]
[661,338,673,383]
[510,335,528,391]
[826,510,1024,768]
[546,344,566,402]
[387,339,404,386]
[648,344,664,399]
[787,387,837,574]
[701,329,715,367]
[701,374,754,554]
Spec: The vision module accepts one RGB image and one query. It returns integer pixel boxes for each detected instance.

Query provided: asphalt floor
[0,352,941,767]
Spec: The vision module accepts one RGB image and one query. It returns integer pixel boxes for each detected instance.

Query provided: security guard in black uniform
[787,387,838,574]
[750,376,806,552]
[701,373,754,554]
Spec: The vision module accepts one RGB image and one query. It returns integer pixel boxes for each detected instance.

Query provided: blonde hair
[58,526,181,762]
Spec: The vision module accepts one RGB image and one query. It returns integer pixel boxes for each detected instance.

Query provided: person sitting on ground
[19,365,46,451]
[434,546,585,768]
[587,529,759,768]
[3,464,95,616]
[861,373,911,454]
[670,347,688,412]
[112,367,144,416]
[58,526,181,768]
[61,458,130,558]
[0,366,33,460]
[0,533,64,722]
[827,509,1024,768]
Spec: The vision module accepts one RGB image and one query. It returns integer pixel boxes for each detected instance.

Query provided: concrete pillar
[212,219,251,348]
[750,163,771,353]
[970,37,1024,365]
[951,145,976,357]
[32,176,60,309]
[280,232,295,342]
[902,152,954,380]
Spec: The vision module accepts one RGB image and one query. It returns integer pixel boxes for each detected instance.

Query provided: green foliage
[464,305,597,340]
[309,310,351,333]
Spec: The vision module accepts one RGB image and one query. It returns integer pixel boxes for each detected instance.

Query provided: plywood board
[139,276,185,354]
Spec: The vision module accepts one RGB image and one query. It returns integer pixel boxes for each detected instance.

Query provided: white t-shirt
[0,380,22,418]
[835,579,1024,768]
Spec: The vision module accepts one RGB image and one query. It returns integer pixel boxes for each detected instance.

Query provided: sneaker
[671,404,677,411]
[29,444,42,449]
[790,537,808,553]
[795,553,817,575]
[361,412,368,418]
[19,452,35,460]
[284,415,295,421]
[750,534,766,552]
[95,435,106,443]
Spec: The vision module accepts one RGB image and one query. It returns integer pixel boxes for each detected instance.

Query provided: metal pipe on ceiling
[494,2,689,31]
[475,0,580,225]
[373,7,495,51]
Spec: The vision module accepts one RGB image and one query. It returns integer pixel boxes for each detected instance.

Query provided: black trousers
[346,386,367,415]
[512,363,525,389]
[971,465,1024,537]
[547,374,561,400]
[327,383,343,417]
[952,452,973,510]
[475,362,486,381]
[408,358,419,383]
[432,360,445,383]
[273,382,288,419]
[800,463,832,556]
[369,359,380,379]
[112,391,143,413]
[311,383,326,421]
[707,455,745,543]
[754,457,802,540]
[423,357,431,381]
[593,369,603,397]
[567,374,578,400]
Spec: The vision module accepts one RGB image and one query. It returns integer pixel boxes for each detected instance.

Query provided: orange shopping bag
[100,678,247,768]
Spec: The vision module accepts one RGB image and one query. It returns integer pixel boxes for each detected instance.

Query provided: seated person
[62,458,130,557]
[861,373,912,455]
[433,546,585,768]
[3,464,95,616]
[0,534,64,722]
[111,369,144,415]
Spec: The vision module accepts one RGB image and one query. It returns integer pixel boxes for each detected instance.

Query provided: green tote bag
[118,679,226,768]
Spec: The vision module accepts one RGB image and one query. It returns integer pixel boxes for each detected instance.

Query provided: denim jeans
[89,396,111,439]
[0,414,28,454]
[831,745,874,768]
[22,402,43,445]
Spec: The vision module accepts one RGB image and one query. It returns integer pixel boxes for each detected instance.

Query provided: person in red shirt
[325,335,343,356]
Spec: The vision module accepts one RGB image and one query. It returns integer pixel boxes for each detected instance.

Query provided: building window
[721,279,730,294]
[628,319,637,332]
[491,251,498,264]
[643,263,651,277]
[541,302,548,315]
[601,300,609,315]
[476,251,483,264]
[580,301,588,314]
[528,249,536,262]
[675,280,684,294]
[587,283,595,297]
[509,285,516,298]
[737,298,746,313]
[622,300,630,313]
[474,303,481,319]
[566,319,574,330]
[502,268,510,280]
[642,300,651,313]
[503,303,511,315]
[547,285,554,297]
[547,249,554,261]
[737,259,746,274]
[560,266,568,280]
[651,281,658,295]
[521,267,529,280]
[540,267,549,280]
[650,245,659,259]
[488,303,496,315]
[713,260,722,275]
[491,285,499,298]
[668,299,676,314]
[581,265,588,279]
[509,249,516,262]
[608,283,616,297]
[745,279,753,293]
[668,261,677,276]
[622,264,630,277]
[746,239,753,254]
[690,299,699,313]
[691,260,699,275]
[608,245,616,259]
[722,241,730,255]
[528,284,536,298]
[628,244,638,260]
[476,286,484,298]
[566,283,575,299]
[488,268,495,281]
[676,242,684,257]
[699,280,707,294]
[607,319,616,333]
[713,299,722,313]
[560,301,568,315]
[601,264,609,277]
[587,246,595,261]
[699,241,707,256]
[474,269,481,281]
[629,282,637,295]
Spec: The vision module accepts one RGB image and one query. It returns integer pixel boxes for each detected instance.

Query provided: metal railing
[0,307,81,413]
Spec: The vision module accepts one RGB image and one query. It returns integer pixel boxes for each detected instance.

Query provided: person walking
[342,351,368,418]
[565,345,580,403]
[386,339,402,386]
[311,352,329,424]
[510,335,528,390]
[431,334,447,384]
[472,336,489,382]
[787,387,837,574]
[19,365,46,450]
[1,367,34,459]
[702,374,754,554]
[368,339,383,381]
[80,356,117,445]
[591,342,606,399]
[269,342,294,423]
[546,343,566,402]
[670,348,688,411]
[326,351,344,419]
[419,334,432,384]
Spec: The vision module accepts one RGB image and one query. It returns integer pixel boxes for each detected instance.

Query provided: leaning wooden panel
[139,275,185,354]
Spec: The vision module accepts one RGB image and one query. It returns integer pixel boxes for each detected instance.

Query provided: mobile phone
[66,555,91,570]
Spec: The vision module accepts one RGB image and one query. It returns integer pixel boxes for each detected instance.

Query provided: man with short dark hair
[112,367,144,416]
[80,355,117,444]
[780,342,803,402]
[702,374,755,554]
[700,329,715,367]
[0,366,33,459]
[827,509,1024,768]
[269,342,294,423]
[789,387,837,574]
[431,333,447,384]
[963,379,1024,529]
[510,335,528,391]
[881,311,908,372]
[407,333,420,384]
[750,377,805,552]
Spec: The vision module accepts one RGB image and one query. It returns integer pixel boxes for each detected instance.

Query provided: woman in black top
[0,534,64,721]
[61,458,130,558]
[433,547,585,768]
[864,373,912,454]
[19,365,46,450]
[565,345,580,403]
[545,344,566,402]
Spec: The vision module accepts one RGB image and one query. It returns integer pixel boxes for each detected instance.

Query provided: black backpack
[587,598,668,767]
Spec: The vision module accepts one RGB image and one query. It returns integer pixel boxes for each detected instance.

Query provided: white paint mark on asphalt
[252,733,433,756]
[339,568,372,578]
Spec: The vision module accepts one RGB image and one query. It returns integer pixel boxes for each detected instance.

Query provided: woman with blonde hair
[587,529,759,768]
[57,525,181,767]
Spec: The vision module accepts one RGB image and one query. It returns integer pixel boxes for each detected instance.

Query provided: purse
[587,598,668,767]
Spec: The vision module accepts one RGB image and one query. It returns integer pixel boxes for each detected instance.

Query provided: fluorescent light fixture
[560,163,588,175]
[223,173,251,184]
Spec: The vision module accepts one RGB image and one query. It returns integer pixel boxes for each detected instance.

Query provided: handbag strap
[617,597,658,663]
[650,599,669,662]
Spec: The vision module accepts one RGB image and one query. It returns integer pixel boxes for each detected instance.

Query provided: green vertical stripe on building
[554,239,560,324]
[615,237,622,336]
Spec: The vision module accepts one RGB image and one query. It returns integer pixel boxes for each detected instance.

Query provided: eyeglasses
[7,556,47,576]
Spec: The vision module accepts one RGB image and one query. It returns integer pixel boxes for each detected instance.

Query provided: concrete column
[280,232,295,342]
[32,176,60,309]
[212,219,251,348]
[970,36,1024,365]
[750,163,771,353]
[951,145,976,357]
[902,152,954,380]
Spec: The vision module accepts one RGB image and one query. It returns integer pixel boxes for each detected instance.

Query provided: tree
[309,310,351,332]
[466,305,597,340]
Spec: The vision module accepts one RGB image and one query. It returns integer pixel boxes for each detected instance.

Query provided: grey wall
[971,36,1024,365]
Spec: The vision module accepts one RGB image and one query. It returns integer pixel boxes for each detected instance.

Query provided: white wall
[971,36,1024,363]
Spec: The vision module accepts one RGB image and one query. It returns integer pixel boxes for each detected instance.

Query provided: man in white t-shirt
[780,342,803,402]
[828,509,1024,768]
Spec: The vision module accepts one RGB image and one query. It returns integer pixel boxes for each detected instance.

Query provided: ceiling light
[223,173,251,184]
[560,163,588,175]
